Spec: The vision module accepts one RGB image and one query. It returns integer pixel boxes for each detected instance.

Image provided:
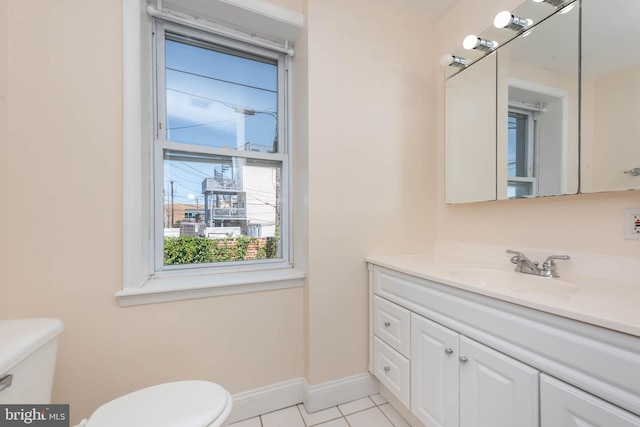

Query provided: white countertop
[367,252,640,338]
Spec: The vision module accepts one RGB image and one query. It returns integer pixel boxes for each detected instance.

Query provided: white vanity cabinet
[368,263,640,427]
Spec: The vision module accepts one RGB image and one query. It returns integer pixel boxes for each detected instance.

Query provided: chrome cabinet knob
[384,321,391,327]
[459,356,468,364]
[383,366,391,372]
[444,348,454,355]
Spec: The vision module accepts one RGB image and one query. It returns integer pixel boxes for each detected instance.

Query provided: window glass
[507,108,537,199]
[163,151,282,265]
[508,112,528,178]
[164,35,279,153]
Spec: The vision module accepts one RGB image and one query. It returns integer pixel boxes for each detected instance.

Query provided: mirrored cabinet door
[496,4,579,199]
[580,0,640,193]
[445,52,497,204]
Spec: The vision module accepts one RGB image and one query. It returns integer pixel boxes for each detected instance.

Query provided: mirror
[580,0,640,193]
[444,0,580,204]
[497,3,579,199]
[445,53,497,203]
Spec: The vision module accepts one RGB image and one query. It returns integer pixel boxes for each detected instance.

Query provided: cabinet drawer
[373,295,411,357]
[373,336,410,408]
[541,374,640,426]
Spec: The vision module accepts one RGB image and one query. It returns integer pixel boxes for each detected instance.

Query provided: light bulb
[440,54,467,68]
[494,11,513,28]
[494,10,531,31]
[440,54,454,66]
[463,35,479,50]
[463,35,498,51]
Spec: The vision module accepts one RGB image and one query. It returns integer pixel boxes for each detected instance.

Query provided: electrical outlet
[624,208,640,240]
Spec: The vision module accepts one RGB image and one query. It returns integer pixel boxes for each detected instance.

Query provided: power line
[167,66,276,95]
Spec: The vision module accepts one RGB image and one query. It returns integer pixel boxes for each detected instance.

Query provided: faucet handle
[506,250,528,265]
[506,249,523,256]
[541,255,570,277]
[543,254,570,266]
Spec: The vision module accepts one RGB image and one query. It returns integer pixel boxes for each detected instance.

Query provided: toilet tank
[0,318,64,404]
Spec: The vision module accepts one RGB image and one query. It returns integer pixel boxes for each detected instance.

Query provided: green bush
[164,236,214,265]
[164,235,277,265]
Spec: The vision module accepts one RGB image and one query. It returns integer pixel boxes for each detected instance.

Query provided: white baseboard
[229,378,305,424]
[229,373,379,423]
[303,373,379,413]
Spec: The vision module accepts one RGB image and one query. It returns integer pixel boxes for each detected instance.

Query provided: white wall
[0,0,7,319]
[304,0,437,385]
[436,0,640,259]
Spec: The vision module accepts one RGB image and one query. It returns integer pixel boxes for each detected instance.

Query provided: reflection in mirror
[497,3,579,199]
[581,0,640,193]
[445,53,497,203]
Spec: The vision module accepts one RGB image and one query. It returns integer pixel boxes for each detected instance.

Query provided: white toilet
[0,318,232,427]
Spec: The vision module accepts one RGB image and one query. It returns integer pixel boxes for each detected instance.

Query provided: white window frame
[118,0,304,307]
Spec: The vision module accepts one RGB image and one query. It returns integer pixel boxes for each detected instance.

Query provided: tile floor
[229,395,411,427]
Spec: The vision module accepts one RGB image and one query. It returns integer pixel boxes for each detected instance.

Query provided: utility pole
[170,180,175,228]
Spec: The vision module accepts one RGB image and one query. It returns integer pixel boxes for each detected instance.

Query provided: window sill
[116,267,305,307]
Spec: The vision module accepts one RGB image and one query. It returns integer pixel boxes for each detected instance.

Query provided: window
[507,108,538,198]
[154,23,288,270]
[119,1,304,306]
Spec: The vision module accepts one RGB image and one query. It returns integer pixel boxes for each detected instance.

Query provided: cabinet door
[411,313,459,427]
[459,336,539,427]
[541,374,640,427]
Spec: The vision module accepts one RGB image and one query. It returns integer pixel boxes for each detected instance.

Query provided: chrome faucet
[506,250,570,278]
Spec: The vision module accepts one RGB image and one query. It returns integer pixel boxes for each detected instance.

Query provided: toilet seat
[83,381,232,427]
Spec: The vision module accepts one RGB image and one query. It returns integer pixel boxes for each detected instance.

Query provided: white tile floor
[229,395,411,427]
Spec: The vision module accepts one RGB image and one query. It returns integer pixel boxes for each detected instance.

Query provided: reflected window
[508,108,538,198]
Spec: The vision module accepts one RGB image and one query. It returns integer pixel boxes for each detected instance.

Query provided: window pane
[508,112,528,177]
[508,180,533,198]
[164,35,279,153]
[163,150,282,265]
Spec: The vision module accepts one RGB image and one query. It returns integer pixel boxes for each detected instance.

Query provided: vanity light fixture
[493,10,532,31]
[440,53,467,68]
[533,0,568,7]
[463,35,498,52]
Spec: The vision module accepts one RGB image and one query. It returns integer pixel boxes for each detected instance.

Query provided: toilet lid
[86,381,231,427]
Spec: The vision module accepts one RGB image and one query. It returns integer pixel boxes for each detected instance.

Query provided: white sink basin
[448,267,579,297]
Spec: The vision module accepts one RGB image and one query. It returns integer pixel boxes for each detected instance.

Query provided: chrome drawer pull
[383,366,391,372]
[459,356,468,364]
[384,321,391,327]
[444,348,454,355]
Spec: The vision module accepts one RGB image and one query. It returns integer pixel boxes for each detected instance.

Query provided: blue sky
[162,36,279,206]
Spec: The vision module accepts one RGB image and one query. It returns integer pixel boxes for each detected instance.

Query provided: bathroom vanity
[367,253,640,427]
